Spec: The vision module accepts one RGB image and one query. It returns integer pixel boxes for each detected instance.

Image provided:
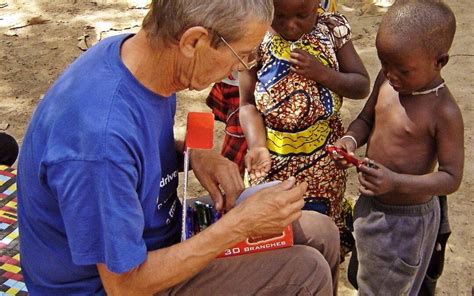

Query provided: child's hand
[245,147,271,179]
[357,159,398,196]
[289,49,327,82]
[328,137,358,170]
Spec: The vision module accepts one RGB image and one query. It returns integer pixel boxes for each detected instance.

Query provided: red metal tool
[326,145,363,168]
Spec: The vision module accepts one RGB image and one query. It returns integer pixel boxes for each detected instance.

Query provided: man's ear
[179,26,211,58]
[436,53,449,70]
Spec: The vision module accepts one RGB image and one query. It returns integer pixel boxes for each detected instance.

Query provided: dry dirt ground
[0,0,472,294]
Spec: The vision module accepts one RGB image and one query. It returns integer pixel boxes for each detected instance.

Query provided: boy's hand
[357,159,398,196]
[245,147,271,179]
[329,137,358,170]
[289,49,327,82]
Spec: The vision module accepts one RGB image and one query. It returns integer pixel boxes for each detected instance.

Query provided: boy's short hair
[142,0,274,47]
[379,0,456,56]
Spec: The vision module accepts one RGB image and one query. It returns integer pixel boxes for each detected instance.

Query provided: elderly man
[17,0,339,295]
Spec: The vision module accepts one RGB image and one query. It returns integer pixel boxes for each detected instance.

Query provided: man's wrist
[211,208,249,245]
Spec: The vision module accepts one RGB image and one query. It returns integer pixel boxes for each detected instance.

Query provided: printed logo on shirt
[160,170,178,188]
[156,167,179,226]
[157,192,174,210]
[166,199,178,225]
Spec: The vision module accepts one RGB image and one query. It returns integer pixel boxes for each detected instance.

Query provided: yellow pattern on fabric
[271,35,331,67]
[270,36,292,61]
[333,91,343,111]
[266,121,331,155]
[319,0,337,13]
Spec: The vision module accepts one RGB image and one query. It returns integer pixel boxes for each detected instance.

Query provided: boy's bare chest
[374,86,435,140]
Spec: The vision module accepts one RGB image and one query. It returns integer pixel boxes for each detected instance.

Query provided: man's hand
[232,177,307,237]
[190,149,244,212]
[245,146,271,179]
[358,159,398,196]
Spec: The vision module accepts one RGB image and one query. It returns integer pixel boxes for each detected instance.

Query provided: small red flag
[185,112,214,149]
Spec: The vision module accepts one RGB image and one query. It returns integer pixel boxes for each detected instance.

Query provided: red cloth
[206,82,248,174]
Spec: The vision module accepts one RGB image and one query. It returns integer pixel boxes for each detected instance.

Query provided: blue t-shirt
[17,34,182,295]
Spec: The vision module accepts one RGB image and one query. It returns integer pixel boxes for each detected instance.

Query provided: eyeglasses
[217,34,258,70]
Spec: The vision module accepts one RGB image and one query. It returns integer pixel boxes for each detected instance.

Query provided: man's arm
[175,139,243,212]
[98,178,307,295]
[190,149,244,212]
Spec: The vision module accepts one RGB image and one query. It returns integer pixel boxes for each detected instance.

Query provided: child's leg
[419,195,451,295]
[353,196,440,295]
[347,245,359,289]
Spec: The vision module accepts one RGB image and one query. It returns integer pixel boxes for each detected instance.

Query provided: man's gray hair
[143,0,274,47]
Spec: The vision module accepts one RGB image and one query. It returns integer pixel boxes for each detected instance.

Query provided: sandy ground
[0,0,472,294]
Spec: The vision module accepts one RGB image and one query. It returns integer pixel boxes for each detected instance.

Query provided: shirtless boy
[331,0,464,294]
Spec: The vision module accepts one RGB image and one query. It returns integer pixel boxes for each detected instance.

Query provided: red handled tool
[326,145,363,168]
[326,145,377,169]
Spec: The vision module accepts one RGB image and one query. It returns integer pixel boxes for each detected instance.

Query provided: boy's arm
[289,40,370,99]
[239,69,271,176]
[432,97,464,194]
[343,71,385,151]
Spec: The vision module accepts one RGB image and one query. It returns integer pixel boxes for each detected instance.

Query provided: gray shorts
[353,195,440,296]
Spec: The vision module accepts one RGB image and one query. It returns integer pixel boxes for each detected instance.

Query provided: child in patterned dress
[239,0,370,257]
[206,0,338,176]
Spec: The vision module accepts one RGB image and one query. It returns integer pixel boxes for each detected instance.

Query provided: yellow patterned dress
[251,12,354,256]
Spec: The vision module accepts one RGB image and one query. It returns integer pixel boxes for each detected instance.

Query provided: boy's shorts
[353,195,440,295]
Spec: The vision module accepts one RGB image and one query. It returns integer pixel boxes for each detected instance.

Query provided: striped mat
[0,165,27,295]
